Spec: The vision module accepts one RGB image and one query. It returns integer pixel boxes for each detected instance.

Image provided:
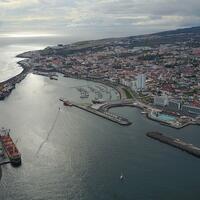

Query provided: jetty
[0,67,30,100]
[60,99,131,126]
[0,160,10,166]
[74,104,131,126]
[147,132,200,158]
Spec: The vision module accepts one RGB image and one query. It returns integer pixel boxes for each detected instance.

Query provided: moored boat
[80,92,89,98]
[0,128,21,166]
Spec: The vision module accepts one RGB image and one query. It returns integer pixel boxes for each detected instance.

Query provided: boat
[120,173,124,181]
[0,128,21,166]
[80,92,89,98]
[59,99,73,106]
[63,101,72,106]
[92,99,106,104]
[50,76,58,80]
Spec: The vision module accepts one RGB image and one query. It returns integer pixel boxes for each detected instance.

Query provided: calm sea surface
[0,37,200,200]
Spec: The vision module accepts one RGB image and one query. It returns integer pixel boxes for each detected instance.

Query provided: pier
[147,132,200,158]
[0,67,29,100]
[0,160,10,166]
[61,99,132,126]
[73,104,132,126]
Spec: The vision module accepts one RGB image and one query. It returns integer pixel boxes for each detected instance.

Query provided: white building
[136,74,146,91]
[131,80,136,91]
[182,105,200,116]
[120,79,132,88]
[154,95,169,107]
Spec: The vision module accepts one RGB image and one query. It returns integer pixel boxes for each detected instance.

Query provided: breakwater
[0,67,29,100]
[72,103,132,126]
[147,132,200,158]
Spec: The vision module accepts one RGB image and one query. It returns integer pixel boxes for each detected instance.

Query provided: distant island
[1,26,200,128]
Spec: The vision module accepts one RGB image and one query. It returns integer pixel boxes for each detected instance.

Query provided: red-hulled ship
[0,128,21,166]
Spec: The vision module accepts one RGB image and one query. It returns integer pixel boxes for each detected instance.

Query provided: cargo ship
[0,128,21,166]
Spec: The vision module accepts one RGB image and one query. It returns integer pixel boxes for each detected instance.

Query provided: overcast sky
[0,0,200,40]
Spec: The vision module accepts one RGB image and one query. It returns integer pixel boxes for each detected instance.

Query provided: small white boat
[141,111,147,114]
[80,92,89,99]
[120,173,124,181]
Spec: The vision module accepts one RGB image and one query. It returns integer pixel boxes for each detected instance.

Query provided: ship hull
[10,157,22,167]
[0,128,22,167]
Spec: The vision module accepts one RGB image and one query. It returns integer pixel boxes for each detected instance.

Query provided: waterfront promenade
[1,53,200,130]
[97,99,200,129]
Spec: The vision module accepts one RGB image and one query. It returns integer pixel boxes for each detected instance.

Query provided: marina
[76,87,90,99]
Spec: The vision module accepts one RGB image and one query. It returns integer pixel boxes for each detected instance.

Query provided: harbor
[147,132,200,158]
[4,57,199,130]
[0,70,200,199]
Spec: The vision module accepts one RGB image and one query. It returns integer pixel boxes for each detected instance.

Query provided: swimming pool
[151,113,176,122]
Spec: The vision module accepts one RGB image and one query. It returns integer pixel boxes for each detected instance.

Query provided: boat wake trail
[35,108,61,156]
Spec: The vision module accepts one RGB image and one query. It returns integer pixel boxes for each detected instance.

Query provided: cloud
[0,0,200,39]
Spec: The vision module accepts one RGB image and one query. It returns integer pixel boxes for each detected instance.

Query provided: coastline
[2,62,199,130]
[1,49,199,130]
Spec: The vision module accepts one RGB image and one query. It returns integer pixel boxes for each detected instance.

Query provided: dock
[0,160,10,166]
[60,99,131,126]
[147,132,200,158]
[73,104,132,126]
[0,67,29,100]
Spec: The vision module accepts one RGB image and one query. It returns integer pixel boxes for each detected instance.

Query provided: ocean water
[0,37,200,200]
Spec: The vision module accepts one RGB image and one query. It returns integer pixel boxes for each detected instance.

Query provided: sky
[0,0,200,40]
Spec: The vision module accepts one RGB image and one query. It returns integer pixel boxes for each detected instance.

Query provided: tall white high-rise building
[136,74,146,90]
